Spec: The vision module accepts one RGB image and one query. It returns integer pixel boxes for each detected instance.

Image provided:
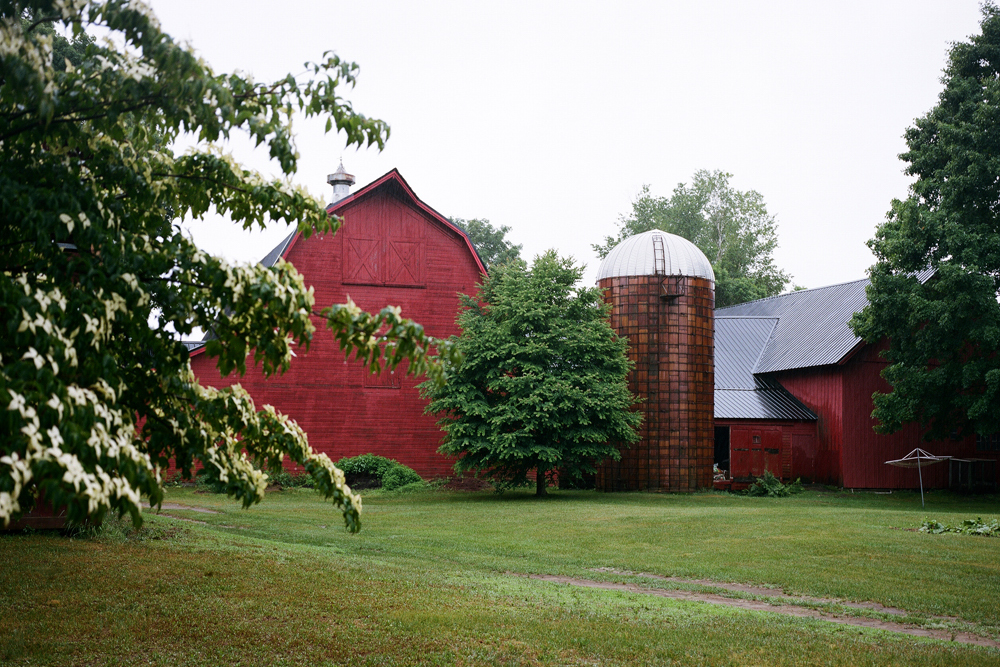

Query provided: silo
[596,230,715,492]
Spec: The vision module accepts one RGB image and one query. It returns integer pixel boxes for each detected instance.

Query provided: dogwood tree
[0,0,449,532]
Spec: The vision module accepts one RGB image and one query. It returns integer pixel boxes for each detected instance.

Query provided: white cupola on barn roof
[326,159,355,204]
[597,230,715,282]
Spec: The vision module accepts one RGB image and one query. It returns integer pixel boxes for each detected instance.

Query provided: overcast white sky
[151,0,983,290]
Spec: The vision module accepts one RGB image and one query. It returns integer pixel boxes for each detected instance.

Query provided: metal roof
[597,230,715,282]
[717,279,870,373]
[716,270,934,373]
[714,317,817,421]
[259,230,297,268]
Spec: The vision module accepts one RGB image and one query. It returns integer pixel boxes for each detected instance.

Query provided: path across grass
[1,486,998,666]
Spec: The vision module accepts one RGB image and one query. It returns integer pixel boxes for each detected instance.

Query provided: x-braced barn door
[343,194,425,288]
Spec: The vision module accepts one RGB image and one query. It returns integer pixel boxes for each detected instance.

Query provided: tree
[850,4,1000,440]
[449,217,522,272]
[0,0,452,532]
[422,251,641,496]
[594,171,793,308]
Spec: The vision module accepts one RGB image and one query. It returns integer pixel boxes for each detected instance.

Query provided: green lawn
[1,486,998,666]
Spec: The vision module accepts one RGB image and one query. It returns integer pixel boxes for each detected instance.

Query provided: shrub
[66,514,173,542]
[336,453,397,479]
[744,470,804,498]
[335,454,423,491]
[381,465,423,491]
[265,470,315,489]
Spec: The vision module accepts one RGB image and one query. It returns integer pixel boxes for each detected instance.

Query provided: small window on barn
[976,433,1000,452]
[752,435,761,445]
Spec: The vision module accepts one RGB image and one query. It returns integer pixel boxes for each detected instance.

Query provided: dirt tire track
[526,573,999,649]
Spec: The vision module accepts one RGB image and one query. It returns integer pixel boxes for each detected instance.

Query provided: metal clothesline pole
[885,448,947,510]
[917,451,925,509]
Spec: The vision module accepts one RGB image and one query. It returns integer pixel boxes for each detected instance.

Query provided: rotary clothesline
[885,448,949,508]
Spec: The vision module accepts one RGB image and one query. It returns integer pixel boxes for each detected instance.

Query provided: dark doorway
[714,426,730,473]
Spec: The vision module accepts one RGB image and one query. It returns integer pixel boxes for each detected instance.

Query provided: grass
[1,486,998,666]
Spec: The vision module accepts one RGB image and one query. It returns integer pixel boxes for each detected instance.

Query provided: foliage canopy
[851,5,1000,440]
[449,217,522,272]
[0,0,450,531]
[594,170,792,307]
[422,251,640,496]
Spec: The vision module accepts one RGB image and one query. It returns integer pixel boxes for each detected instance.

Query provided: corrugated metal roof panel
[715,388,817,420]
[596,230,715,282]
[715,317,777,389]
[717,278,869,372]
[714,316,817,420]
[717,270,935,374]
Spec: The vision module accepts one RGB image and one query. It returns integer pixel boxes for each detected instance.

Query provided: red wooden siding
[839,342,995,489]
[190,171,485,478]
[772,367,844,485]
[768,341,999,489]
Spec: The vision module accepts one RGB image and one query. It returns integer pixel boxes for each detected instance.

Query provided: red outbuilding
[715,275,999,490]
[188,168,486,477]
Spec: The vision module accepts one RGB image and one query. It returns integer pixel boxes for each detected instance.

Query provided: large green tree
[594,171,792,307]
[0,0,451,531]
[851,4,1000,440]
[422,251,641,496]
[449,217,522,272]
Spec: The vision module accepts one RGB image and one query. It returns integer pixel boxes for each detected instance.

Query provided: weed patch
[920,517,1000,537]
[744,470,804,497]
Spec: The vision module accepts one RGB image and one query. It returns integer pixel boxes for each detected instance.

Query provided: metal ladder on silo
[652,233,666,275]
[650,232,665,489]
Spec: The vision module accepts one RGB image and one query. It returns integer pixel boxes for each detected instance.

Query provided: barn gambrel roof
[325,168,487,275]
[183,169,488,354]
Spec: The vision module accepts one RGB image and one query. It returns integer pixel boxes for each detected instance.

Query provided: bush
[335,454,423,491]
[336,453,397,479]
[381,465,423,491]
[744,470,803,498]
[265,470,315,489]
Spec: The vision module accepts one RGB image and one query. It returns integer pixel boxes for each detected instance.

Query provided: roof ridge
[750,317,779,375]
[717,275,871,312]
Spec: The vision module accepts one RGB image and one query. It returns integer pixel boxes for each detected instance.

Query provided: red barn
[188,168,486,477]
[714,275,999,490]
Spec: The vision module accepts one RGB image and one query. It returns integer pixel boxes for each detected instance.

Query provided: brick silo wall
[596,274,714,492]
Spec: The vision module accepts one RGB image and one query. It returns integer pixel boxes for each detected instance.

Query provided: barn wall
[839,342,996,489]
[190,181,483,478]
[714,419,817,482]
[771,367,844,485]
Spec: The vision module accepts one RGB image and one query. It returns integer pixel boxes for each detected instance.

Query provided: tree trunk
[535,469,547,497]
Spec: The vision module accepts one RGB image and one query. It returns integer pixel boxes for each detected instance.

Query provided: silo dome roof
[597,230,715,282]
